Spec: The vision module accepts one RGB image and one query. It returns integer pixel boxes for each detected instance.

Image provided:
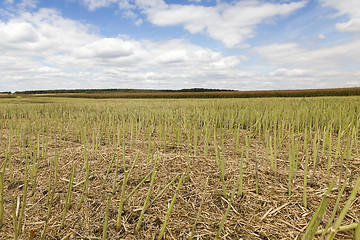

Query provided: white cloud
[73,38,136,58]
[0,8,251,91]
[254,39,360,69]
[80,0,119,11]
[320,0,360,32]
[318,34,326,39]
[16,0,38,10]
[254,40,360,89]
[320,0,360,18]
[336,18,360,32]
[134,0,307,48]
[0,20,38,43]
[78,0,306,48]
[1,2,358,92]
[269,68,310,77]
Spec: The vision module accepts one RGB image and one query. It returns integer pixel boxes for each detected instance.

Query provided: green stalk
[193,128,197,155]
[122,138,126,172]
[78,146,90,210]
[0,149,8,228]
[16,157,29,238]
[124,170,153,203]
[316,223,358,235]
[273,130,277,171]
[60,164,75,229]
[354,222,360,240]
[326,176,360,240]
[219,142,227,198]
[301,182,336,240]
[102,153,116,189]
[214,125,219,166]
[288,140,294,196]
[41,154,58,240]
[245,135,250,162]
[303,150,309,209]
[176,125,181,151]
[102,195,111,240]
[126,151,139,181]
[204,125,209,157]
[186,143,190,180]
[115,172,128,232]
[135,157,158,234]
[7,135,12,183]
[310,133,319,185]
[146,174,180,211]
[157,174,185,240]
[0,167,4,228]
[12,196,18,240]
[265,132,269,168]
[326,131,332,174]
[147,133,152,163]
[320,180,347,239]
[238,149,244,196]
[235,125,240,152]
[163,124,167,153]
[112,152,120,194]
[215,175,241,240]
[269,137,274,171]
[255,151,259,194]
[190,177,208,239]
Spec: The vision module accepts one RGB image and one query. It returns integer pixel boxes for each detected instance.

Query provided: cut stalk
[60,164,75,229]
[157,173,185,240]
[115,171,128,232]
[301,182,336,240]
[124,170,153,203]
[326,176,360,240]
[316,223,358,235]
[12,196,18,240]
[78,146,90,210]
[102,195,111,240]
[238,149,244,196]
[303,150,309,209]
[354,222,360,240]
[102,153,116,189]
[319,180,347,239]
[135,159,157,234]
[190,177,208,239]
[215,175,241,240]
[0,155,7,228]
[146,174,180,211]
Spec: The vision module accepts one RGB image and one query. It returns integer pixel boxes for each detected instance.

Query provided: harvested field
[0,97,359,239]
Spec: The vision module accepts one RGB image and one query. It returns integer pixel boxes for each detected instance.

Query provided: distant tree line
[14,88,234,95]
[32,87,360,99]
[8,87,360,98]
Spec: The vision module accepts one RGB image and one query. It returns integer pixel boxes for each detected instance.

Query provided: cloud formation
[254,39,360,88]
[320,0,360,32]
[80,0,307,48]
[0,0,359,92]
[0,7,250,91]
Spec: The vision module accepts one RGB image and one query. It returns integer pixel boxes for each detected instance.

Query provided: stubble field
[0,96,359,239]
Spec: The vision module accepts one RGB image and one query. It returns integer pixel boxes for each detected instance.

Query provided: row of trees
[3,87,360,99]
[40,87,360,99]
[13,88,233,95]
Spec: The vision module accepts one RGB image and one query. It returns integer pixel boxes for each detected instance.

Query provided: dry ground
[0,128,359,240]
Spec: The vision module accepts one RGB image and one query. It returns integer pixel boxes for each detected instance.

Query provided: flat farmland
[0,96,359,239]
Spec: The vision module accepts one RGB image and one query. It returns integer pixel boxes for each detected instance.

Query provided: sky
[0,0,359,92]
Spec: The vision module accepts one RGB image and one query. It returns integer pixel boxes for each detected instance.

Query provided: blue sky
[0,0,359,92]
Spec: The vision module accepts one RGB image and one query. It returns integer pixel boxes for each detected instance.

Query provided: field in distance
[11,86,360,99]
[0,96,359,239]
